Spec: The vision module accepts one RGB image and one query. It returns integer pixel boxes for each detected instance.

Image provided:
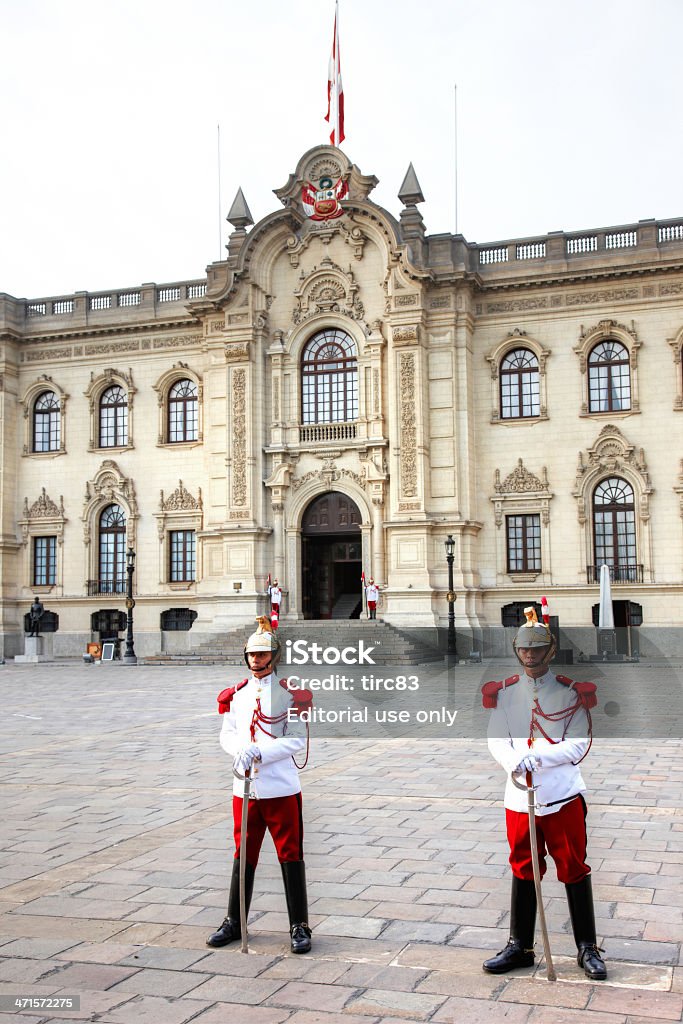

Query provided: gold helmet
[512,606,556,665]
[244,615,281,670]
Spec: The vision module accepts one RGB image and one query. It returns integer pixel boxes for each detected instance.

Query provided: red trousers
[232,793,303,868]
[506,795,590,884]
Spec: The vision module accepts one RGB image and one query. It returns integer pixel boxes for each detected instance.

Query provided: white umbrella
[598,564,615,629]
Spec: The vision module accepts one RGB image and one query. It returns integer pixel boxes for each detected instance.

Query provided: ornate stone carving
[392,326,419,346]
[82,461,138,549]
[495,459,548,494]
[399,353,417,497]
[273,377,280,421]
[160,480,202,512]
[574,424,652,521]
[491,461,553,530]
[225,343,250,362]
[291,259,364,325]
[231,368,247,507]
[24,488,63,519]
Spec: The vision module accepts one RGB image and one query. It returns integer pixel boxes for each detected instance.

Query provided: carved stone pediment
[160,480,202,512]
[495,459,548,495]
[292,257,364,325]
[24,488,64,519]
[575,424,651,489]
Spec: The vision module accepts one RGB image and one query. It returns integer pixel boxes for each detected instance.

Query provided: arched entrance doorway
[302,492,362,619]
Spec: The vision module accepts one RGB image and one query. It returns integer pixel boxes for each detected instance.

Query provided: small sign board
[101,642,116,662]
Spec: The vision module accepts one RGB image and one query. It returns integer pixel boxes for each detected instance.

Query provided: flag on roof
[325,1,345,146]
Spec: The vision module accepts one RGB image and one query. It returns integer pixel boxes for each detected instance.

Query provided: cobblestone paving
[0,662,681,1024]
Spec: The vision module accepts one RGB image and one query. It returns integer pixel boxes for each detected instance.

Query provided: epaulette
[280,677,313,714]
[556,675,598,709]
[482,674,519,708]
[217,678,249,714]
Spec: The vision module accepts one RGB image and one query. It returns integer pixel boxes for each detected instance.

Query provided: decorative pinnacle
[398,163,425,206]
[227,187,254,230]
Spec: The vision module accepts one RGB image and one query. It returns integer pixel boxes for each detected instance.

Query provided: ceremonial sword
[233,764,251,954]
[511,769,557,982]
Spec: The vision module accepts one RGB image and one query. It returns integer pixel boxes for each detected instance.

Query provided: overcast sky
[3,0,682,299]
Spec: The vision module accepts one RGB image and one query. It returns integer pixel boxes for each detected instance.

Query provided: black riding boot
[281,860,312,954]
[483,876,536,973]
[206,858,255,947]
[566,874,607,979]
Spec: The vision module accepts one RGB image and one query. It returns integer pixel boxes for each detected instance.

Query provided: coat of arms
[301,174,348,221]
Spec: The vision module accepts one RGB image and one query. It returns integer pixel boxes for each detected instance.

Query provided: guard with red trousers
[481,605,606,980]
[207,617,313,954]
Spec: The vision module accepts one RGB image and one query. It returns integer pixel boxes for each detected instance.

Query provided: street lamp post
[123,546,137,665]
[444,534,457,662]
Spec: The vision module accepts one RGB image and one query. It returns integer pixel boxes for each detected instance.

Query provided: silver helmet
[512,606,556,665]
[244,615,281,670]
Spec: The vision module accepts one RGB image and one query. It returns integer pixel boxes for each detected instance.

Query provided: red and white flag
[541,596,550,625]
[325,1,345,146]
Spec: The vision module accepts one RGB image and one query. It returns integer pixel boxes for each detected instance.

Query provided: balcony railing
[299,422,357,444]
[587,564,643,584]
[87,578,127,596]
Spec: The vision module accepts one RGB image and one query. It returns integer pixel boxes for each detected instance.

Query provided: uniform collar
[252,672,274,686]
[523,669,552,688]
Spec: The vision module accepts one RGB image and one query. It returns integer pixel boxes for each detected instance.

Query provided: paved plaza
[0,660,682,1024]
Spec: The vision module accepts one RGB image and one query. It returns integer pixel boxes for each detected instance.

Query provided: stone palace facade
[1,144,682,658]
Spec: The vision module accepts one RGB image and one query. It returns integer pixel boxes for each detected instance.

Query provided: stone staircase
[141,618,443,667]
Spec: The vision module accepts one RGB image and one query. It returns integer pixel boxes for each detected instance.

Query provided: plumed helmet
[244,615,281,668]
[513,606,556,665]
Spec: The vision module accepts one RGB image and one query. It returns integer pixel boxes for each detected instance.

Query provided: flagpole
[454,84,459,235]
[217,123,222,259]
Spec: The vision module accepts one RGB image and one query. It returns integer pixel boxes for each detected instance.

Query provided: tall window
[170,530,196,582]
[99,385,128,447]
[168,379,198,442]
[99,504,127,593]
[500,349,540,419]
[301,329,358,424]
[33,536,57,586]
[33,391,61,452]
[588,341,631,412]
[506,514,541,572]
[593,477,637,580]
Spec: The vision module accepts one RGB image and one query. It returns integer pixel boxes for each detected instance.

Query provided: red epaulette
[280,677,313,714]
[482,674,520,708]
[217,678,249,714]
[556,675,598,709]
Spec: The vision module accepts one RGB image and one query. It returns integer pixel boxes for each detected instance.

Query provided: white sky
[2,0,682,299]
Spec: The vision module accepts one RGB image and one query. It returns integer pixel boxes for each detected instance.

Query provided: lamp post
[444,534,457,661]
[123,546,137,665]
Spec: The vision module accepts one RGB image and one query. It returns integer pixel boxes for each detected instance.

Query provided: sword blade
[239,768,251,954]
[526,770,556,982]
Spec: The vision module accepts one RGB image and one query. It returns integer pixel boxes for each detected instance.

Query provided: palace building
[1,144,682,659]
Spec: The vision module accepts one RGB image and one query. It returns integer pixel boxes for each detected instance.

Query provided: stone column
[372,499,385,584]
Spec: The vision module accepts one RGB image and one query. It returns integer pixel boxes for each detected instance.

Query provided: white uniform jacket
[487,670,589,816]
[219,673,307,800]
[365,584,379,602]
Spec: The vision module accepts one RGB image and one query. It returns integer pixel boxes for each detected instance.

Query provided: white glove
[515,754,541,774]
[233,744,262,774]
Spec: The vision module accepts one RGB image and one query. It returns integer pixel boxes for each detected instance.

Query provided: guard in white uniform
[207,617,313,954]
[482,607,606,980]
[364,578,380,619]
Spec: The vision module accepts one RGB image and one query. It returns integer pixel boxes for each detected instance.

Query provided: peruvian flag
[541,596,550,625]
[325,1,345,146]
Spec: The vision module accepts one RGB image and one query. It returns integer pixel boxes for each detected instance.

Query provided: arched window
[99,504,127,593]
[33,391,61,452]
[168,379,198,442]
[99,385,128,447]
[592,477,638,582]
[500,348,540,419]
[301,329,358,424]
[588,340,631,413]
